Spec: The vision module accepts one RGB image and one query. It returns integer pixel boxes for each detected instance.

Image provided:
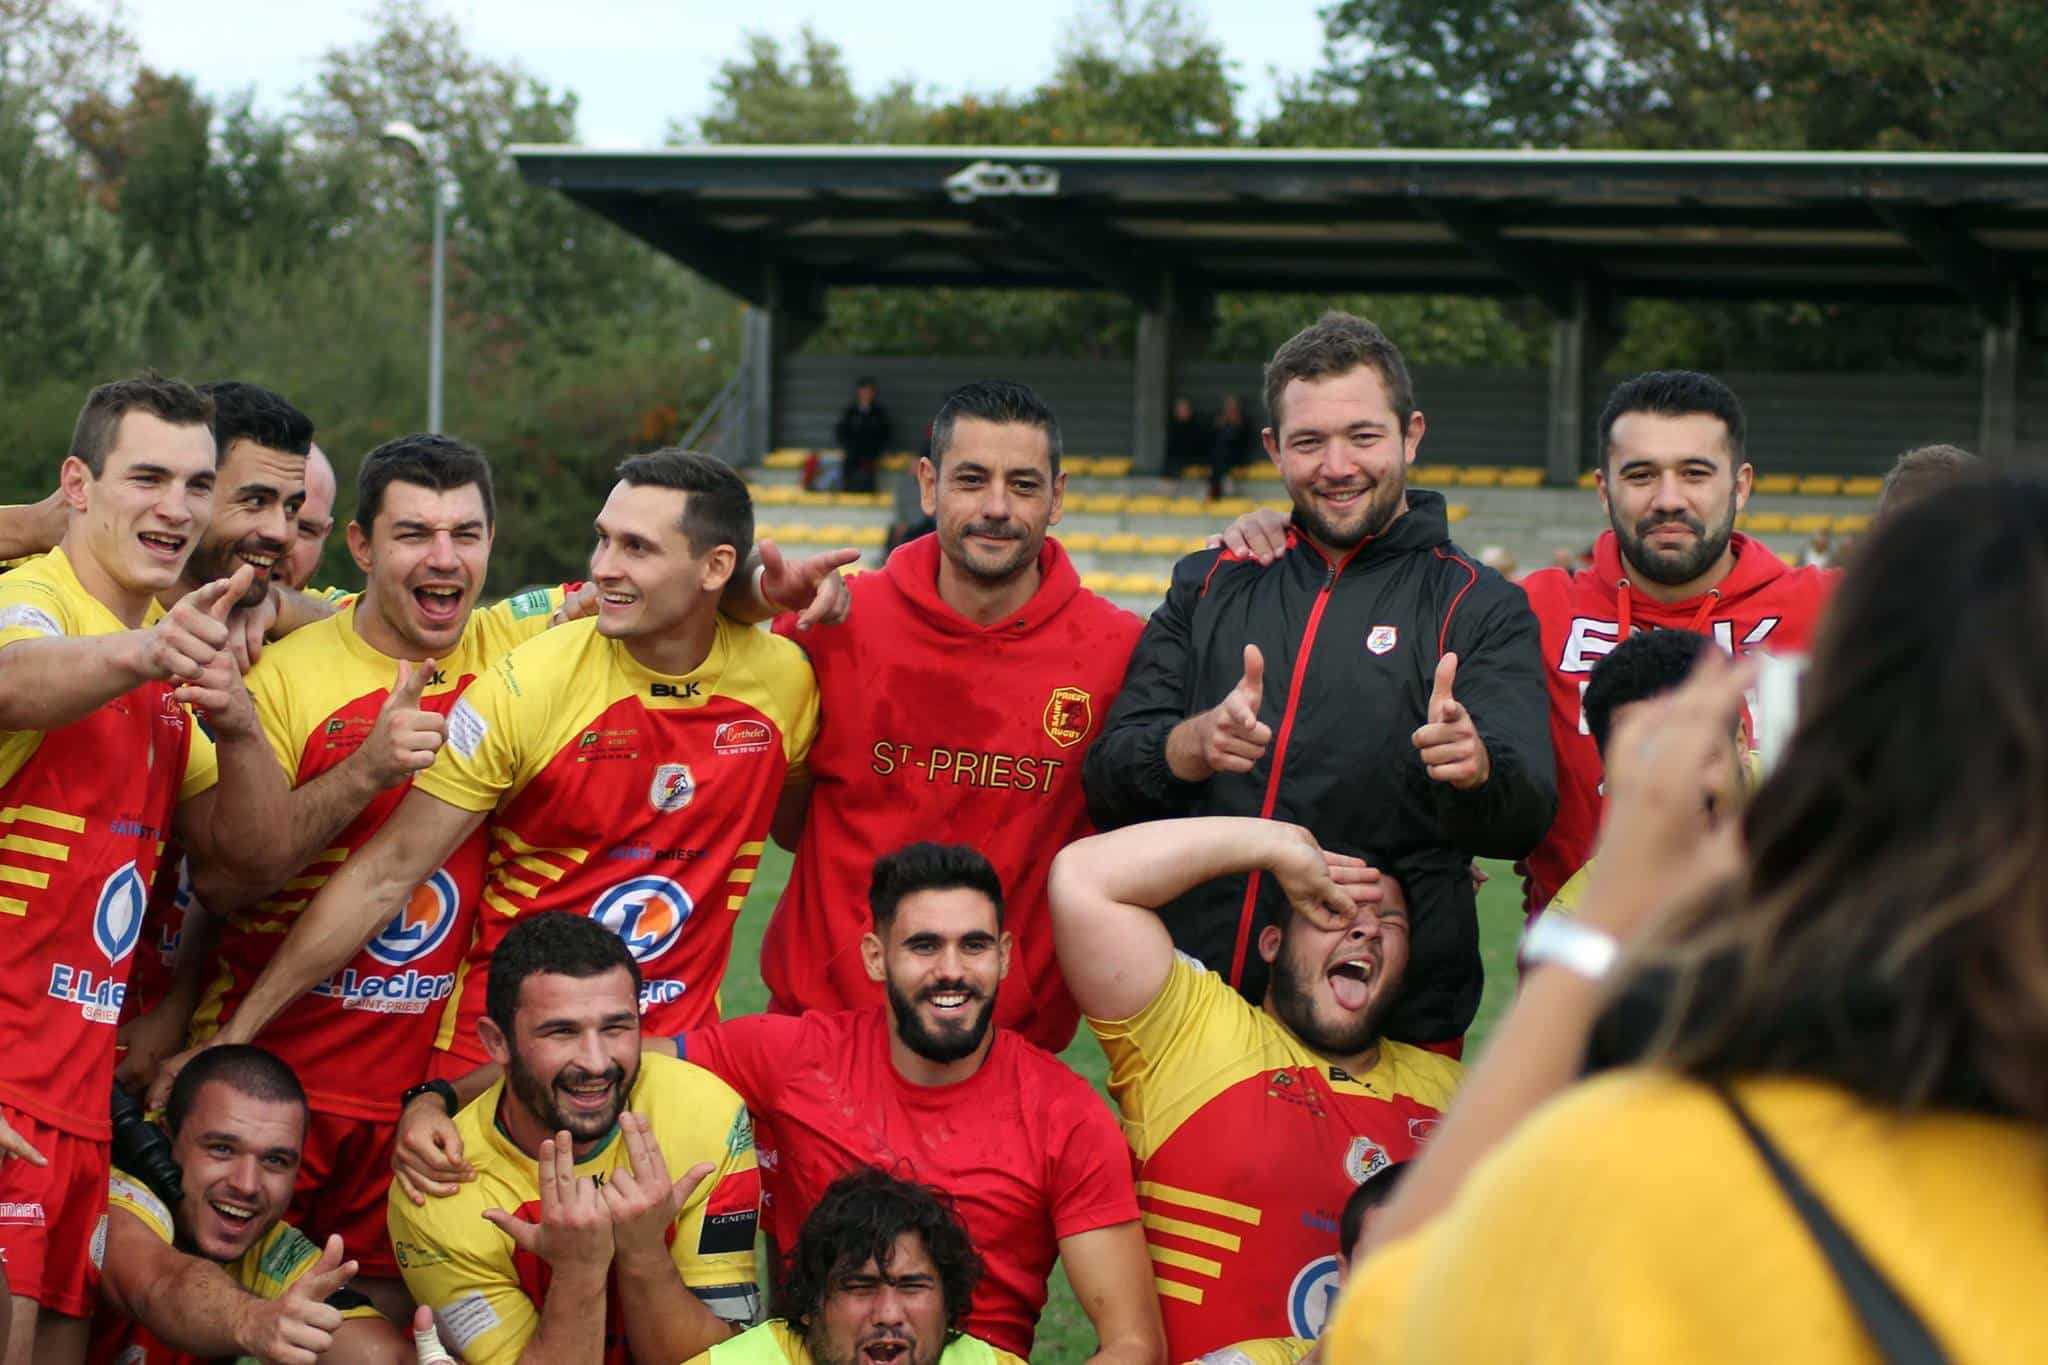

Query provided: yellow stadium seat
[845,526,885,548]
[1167,498,1208,517]
[1140,534,1186,555]
[763,450,808,470]
[1831,514,1872,534]
[1779,551,1800,566]
[1500,467,1545,488]
[1242,464,1283,482]
[1093,457,1133,477]
[1100,533,1143,554]
[1788,514,1833,535]
[880,452,912,471]
[1124,496,1174,516]
[1088,494,1130,515]
[1060,532,1102,552]
[1079,572,1117,593]
[1117,573,1168,596]
[1181,465,1211,480]
[1063,456,1098,477]
[753,485,802,507]
[1456,467,1504,487]
[1796,475,1843,496]
[1260,500,1293,515]
[1411,465,1461,485]
[1182,535,1213,554]
[1210,498,1257,516]
[1576,470,1600,489]
[1743,513,1790,533]
[1445,503,1471,523]
[1754,474,1797,495]
[1842,476,1885,497]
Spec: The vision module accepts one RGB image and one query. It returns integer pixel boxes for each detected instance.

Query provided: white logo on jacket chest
[1366,625,1399,655]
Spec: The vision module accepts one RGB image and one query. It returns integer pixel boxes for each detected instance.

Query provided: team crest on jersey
[1344,1135,1390,1183]
[1042,686,1094,749]
[591,875,694,963]
[95,862,146,965]
[648,763,696,813]
[1366,625,1399,655]
[1287,1254,1342,1337]
[365,868,461,967]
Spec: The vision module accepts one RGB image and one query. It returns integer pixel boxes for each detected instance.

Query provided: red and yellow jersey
[1187,1338,1316,1365]
[388,1054,762,1364]
[88,1166,385,1365]
[1090,958,1461,1359]
[0,548,217,1139]
[189,589,566,1120]
[417,616,816,1063]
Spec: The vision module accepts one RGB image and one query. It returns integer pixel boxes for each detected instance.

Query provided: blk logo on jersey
[1366,625,1399,655]
[591,875,695,970]
[648,763,696,813]
[1288,1254,1342,1338]
[47,861,144,1023]
[365,868,461,967]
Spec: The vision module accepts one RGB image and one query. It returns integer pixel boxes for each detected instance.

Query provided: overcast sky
[123,1,1329,146]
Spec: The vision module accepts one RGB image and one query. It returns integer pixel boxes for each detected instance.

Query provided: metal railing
[680,362,748,465]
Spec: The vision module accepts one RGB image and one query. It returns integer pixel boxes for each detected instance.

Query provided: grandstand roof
[509,145,2048,320]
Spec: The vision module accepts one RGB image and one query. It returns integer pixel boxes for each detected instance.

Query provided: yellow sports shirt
[1327,1071,2048,1363]
[685,1319,1026,1365]
[388,1053,762,1365]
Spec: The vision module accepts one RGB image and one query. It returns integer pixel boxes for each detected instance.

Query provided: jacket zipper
[1227,550,1357,987]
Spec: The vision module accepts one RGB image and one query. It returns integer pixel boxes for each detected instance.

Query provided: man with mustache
[1085,312,1555,1052]
[392,845,1158,1365]
[385,912,763,1363]
[681,1168,1027,1365]
[1048,817,1460,1361]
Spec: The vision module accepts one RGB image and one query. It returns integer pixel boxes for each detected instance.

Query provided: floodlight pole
[380,121,448,434]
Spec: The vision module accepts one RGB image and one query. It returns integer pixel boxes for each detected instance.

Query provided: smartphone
[1751,651,1809,778]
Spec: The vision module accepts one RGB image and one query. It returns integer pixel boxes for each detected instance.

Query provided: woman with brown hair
[1324,473,2048,1362]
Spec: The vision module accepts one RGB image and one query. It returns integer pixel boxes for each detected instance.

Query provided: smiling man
[90,1045,406,1365]
[183,447,816,1091]
[1048,817,1460,1360]
[1084,313,1555,1052]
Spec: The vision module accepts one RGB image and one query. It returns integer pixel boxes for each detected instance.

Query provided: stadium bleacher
[754,449,1878,613]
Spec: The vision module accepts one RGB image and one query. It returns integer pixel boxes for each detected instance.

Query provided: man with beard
[1084,312,1555,1051]
[681,1168,1027,1365]
[1047,817,1460,1361]
[751,379,1141,1053]
[91,1044,406,1364]
[389,845,1156,1364]
[385,912,761,1363]
[286,443,340,592]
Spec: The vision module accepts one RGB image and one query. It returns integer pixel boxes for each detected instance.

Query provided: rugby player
[91,1045,406,1364]
[395,844,1158,1362]
[286,442,340,591]
[1048,818,1460,1360]
[148,434,581,1318]
[749,379,1140,1053]
[180,448,816,1079]
[387,913,761,1363]
[0,375,295,1365]
[682,1168,1028,1365]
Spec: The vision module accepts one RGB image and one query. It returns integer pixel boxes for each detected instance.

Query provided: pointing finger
[1239,643,1264,702]
[1429,652,1459,720]
[207,564,256,622]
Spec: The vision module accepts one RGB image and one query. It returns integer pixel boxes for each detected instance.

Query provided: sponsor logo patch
[436,1294,501,1352]
[1408,1116,1441,1142]
[505,587,555,619]
[1287,1253,1342,1337]
[446,698,487,758]
[648,763,695,813]
[590,876,694,967]
[713,719,773,755]
[95,862,145,965]
[1366,624,1399,655]
[1042,686,1094,748]
[696,1166,761,1257]
[0,604,63,637]
[364,867,461,967]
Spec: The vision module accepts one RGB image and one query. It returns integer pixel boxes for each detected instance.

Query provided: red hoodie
[763,533,1142,1051]
[1516,530,1837,913]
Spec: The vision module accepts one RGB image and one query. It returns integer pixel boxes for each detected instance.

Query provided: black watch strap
[400,1078,459,1116]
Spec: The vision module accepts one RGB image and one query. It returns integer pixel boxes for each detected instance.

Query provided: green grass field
[725,846,1527,1361]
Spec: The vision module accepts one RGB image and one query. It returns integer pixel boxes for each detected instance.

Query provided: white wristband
[1521,912,1620,982]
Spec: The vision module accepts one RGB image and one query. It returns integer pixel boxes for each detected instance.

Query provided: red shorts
[289,1109,400,1278]
[0,1107,108,1317]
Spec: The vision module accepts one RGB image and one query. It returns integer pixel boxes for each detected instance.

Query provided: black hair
[928,380,1062,477]
[165,1044,307,1138]
[70,372,214,477]
[1597,370,1746,470]
[855,376,878,389]
[1582,630,1713,756]
[614,448,754,563]
[485,911,642,1038]
[868,843,1005,933]
[198,381,313,461]
[779,1167,982,1333]
[1339,1161,1408,1258]
[354,432,497,533]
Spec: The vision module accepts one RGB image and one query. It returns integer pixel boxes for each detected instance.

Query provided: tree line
[3,0,2039,585]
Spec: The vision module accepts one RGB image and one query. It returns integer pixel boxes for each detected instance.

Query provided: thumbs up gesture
[239,1233,355,1365]
[1412,652,1491,789]
[360,658,448,789]
[1168,644,1275,781]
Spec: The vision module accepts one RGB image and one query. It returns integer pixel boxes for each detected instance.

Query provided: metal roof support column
[1980,285,2023,464]
[1546,277,1615,486]
[738,267,824,468]
[1132,273,1210,473]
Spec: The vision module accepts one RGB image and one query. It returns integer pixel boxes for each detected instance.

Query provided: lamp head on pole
[379,120,430,163]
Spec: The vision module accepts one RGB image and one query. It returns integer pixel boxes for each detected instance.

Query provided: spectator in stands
[1324,474,2048,1363]
[1208,395,1255,499]
[1800,525,1833,568]
[394,844,1159,1363]
[1049,815,1460,1359]
[1875,441,1980,526]
[1086,312,1556,1051]
[1191,1165,1409,1365]
[93,1045,407,1363]
[835,376,894,495]
[1164,396,1206,490]
[1478,545,1519,580]
[682,1168,1028,1365]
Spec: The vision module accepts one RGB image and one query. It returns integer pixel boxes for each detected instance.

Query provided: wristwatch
[1521,913,1621,982]
[399,1078,459,1117]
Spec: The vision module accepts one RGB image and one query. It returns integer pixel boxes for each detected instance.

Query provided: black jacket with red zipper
[1081,489,1556,1044]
